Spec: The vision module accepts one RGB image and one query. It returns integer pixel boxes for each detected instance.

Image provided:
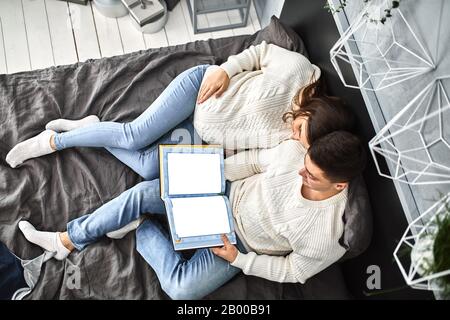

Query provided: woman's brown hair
[283,71,356,145]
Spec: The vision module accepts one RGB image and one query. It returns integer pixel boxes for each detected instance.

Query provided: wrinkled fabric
[12,250,55,300]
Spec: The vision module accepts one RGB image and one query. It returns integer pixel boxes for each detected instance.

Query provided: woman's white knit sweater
[224,139,348,283]
[193,41,321,150]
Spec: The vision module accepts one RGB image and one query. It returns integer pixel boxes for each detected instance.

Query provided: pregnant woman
[6,41,354,178]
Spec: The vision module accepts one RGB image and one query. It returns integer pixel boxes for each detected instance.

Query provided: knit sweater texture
[193,41,321,150]
[224,139,348,283]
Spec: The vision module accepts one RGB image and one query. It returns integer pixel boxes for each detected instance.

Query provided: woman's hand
[197,68,230,104]
[211,234,238,263]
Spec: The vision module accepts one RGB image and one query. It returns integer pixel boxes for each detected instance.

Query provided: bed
[0,17,370,300]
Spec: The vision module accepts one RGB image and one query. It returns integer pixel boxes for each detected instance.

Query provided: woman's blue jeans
[54,64,209,181]
[62,65,243,299]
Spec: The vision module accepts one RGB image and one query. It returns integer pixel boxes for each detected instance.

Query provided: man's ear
[334,182,348,191]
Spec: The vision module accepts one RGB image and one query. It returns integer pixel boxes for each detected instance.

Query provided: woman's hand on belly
[197,67,230,104]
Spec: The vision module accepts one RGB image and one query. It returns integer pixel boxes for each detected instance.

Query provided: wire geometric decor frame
[369,76,450,185]
[330,1,435,91]
[393,193,450,291]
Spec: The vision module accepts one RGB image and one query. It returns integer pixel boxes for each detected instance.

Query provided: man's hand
[211,234,238,263]
[197,68,230,104]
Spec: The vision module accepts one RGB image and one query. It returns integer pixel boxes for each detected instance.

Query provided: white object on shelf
[128,0,168,34]
[93,0,128,18]
[122,0,165,26]
[369,76,450,185]
[329,1,435,91]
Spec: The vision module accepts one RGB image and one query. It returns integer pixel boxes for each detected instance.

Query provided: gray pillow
[242,15,309,58]
[339,175,373,260]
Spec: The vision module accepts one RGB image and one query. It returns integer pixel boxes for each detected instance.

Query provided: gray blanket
[0,18,350,299]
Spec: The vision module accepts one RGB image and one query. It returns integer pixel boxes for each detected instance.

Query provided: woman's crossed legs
[6,64,209,178]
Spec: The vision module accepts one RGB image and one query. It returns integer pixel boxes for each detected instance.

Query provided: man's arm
[231,251,302,283]
[224,139,306,181]
[224,147,274,181]
[230,245,346,284]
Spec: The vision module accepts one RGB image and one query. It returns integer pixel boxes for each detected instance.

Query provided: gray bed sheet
[0,18,350,300]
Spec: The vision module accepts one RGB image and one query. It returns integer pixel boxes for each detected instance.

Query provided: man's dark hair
[307,131,367,182]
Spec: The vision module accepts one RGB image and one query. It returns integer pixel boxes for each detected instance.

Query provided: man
[18,130,366,299]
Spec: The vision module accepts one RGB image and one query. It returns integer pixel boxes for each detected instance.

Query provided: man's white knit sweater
[193,41,321,150]
[224,139,348,283]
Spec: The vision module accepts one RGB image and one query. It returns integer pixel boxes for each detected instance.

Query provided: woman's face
[290,116,309,148]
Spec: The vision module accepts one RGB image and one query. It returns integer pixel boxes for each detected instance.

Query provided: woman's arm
[219,41,317,84]
[197,41,318,104]
[197,41,271,104]
[219,41,268,79]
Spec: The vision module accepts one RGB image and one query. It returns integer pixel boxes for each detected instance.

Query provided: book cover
[159,144,236,251]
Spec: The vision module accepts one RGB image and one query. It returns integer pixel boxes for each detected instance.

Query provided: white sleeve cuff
[230,251,248,270]
[219,61,240,79]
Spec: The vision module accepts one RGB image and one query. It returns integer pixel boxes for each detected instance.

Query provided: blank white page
[167,152,222,195]
[171,196,231,237]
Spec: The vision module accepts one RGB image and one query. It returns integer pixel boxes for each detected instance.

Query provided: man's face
[298,154,347,192]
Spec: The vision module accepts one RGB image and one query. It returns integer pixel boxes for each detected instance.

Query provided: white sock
[45,115,100,132]
[106,217,145,240]
[6,130,56,168]
[18,221,71,260]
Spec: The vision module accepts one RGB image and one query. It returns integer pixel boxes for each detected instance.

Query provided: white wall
[254,0,285,28]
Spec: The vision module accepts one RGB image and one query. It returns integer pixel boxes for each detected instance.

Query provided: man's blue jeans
[67,180,244,300]
[62,65,244,299]
[54,64,209,181]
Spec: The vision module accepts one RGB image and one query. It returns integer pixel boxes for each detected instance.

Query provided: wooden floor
[0,0,261,75]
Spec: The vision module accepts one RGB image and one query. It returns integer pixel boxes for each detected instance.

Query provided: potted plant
[325,0,402,24]
[410,198,450,299]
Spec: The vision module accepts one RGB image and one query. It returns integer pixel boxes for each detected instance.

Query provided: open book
[159,144,236,250]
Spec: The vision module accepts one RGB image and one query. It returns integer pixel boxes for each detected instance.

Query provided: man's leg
[67,179,165,250]
[19,179,165,258]
[136,220,241,300]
